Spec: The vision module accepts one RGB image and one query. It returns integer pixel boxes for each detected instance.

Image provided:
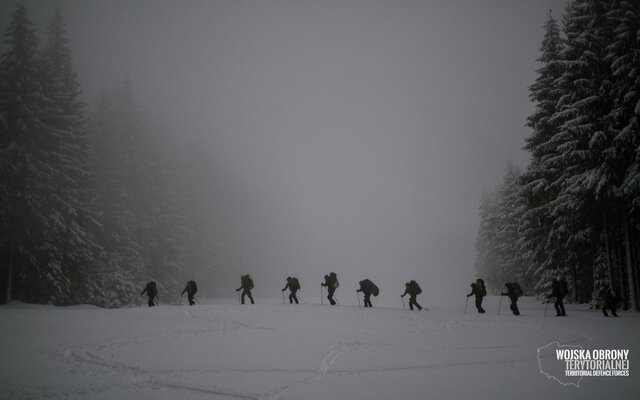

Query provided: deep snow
[1,297,638,400]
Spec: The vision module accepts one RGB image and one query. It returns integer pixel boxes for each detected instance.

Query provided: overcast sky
[1,0,567,305]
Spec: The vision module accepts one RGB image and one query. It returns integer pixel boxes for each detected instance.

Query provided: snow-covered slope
[1,297,638,399]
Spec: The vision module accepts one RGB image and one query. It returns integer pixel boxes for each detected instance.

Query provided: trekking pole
[298,294,308,304]
[282,290,286,304]
[356,291,360,307]
[179,293,183,305]
[498,294,503,315]
[464,296,468,314]
[334,294,341,306]
[238,291,241,305]
[321,285,324,305]
[401,296,406,310]
[544,302,548,317]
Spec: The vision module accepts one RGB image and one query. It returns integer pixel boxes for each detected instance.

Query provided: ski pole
[464,296,468,314]
[544,302,548,317]
[401,296,406,310]
[498,294,503,315]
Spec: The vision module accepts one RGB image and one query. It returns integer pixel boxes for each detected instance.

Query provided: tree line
[0,5,217,307]
[476,0,640,311]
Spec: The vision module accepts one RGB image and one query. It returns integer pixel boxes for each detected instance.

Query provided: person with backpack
[357,279,379,308]
[236,274,255,304]
[181,280,198,306]
[466,278,486,313]
[401,280,422,310]
[140,281,158,307]
[550,277,568,316]
[599,287,618,317]
[501,282,521,315]
[282,276,300,304]
[321,272,339,306]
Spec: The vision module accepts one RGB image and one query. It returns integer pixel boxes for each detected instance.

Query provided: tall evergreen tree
[0,5,61,303]
[519,11,572,299]
[39,6,101,304]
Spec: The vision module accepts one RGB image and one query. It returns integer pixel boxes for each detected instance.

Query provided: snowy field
[1,296,638,400]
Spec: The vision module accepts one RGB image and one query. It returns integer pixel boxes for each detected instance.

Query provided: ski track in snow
[2,301,635,400]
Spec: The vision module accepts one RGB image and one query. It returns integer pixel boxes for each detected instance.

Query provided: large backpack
[410,280,422,295]
[188,280,197,294]
[147,281,157,295]
[241,275,254,290]
[362,279,379,296]
[477,279,487,296]
[512,282,523,297]
[370,281,379,297]
[330,272,339,289]
[290,277,300,290]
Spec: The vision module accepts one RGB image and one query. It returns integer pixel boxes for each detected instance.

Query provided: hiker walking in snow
[401,280,423,310]
[141,281,158,307]
[282,276,300,304]
[181,280,198,306]
[236,274,255,304]
[357,279,379,308]
[467,278,486,313]
[501,282,522,315]
[551,277,568,316]
[599,287,618,317]
[321,272,339,305]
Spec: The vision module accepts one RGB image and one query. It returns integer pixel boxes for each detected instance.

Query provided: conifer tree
[0,5,60,303]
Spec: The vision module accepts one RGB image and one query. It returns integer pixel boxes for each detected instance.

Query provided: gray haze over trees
[1,0,579,306]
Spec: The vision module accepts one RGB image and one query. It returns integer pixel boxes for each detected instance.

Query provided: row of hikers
[140,274,421,309]
[141,274,619,317]
[467,277,619,317]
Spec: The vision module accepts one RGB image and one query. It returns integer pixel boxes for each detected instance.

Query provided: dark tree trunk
[624,219,638,311]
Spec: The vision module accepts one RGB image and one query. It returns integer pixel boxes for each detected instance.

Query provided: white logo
[537,342,630,387]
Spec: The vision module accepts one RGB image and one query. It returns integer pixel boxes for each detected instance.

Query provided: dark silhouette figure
[236,274,255,304]
[467,279,486,313]
[282,276,300,304]
[501,282,520,315]
[141,281,158,307]
[357,279,379,308]
[181,280,198,306]
[321,272,339,305]
[599,287,618,317]
[551,277,568,316]
[401,280,422,310]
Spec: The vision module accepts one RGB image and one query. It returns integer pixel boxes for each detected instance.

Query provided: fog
[1,0,566,305]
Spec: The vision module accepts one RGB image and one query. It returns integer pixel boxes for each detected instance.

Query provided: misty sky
[1,0,566,305]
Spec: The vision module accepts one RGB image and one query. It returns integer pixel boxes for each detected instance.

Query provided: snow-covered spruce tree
[519,1,640,308]
[534,0,616,304]
[475,165,533,293]
[38,6,102,304]
[88,82,210,306]
[475,190,500,292]
[519,10,572,300]
[606,0,640,310]
[88,87,144,307]
[0,5,72,304]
